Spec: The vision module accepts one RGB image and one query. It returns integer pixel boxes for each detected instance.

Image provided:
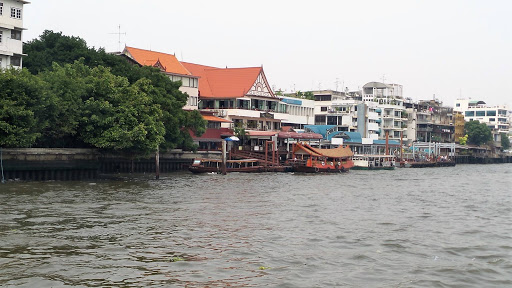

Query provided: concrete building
[362,82,406,141]
[313,99,381,140]
[405,99,455,143]
[454,99,509,142]
[121,46,199,110]
[278,96,315,129]
[0,0,28,69]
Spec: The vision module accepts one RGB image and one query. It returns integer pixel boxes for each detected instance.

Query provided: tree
[36,62,89,147]
[464,120,492,146]
[78,64,165,156]
[234,123,249,146]
[458,134,468,145]
[0,68,48,147]
[501,133,510,150]
[24,30,206,151]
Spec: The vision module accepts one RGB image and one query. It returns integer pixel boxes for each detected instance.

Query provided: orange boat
[289,143,354,173]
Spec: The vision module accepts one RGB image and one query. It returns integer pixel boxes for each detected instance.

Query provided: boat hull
[188,166,264,174]
[351,165,395,170]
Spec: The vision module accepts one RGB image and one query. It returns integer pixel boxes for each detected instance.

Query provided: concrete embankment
[0,148,221,181]
[454,155,512,164]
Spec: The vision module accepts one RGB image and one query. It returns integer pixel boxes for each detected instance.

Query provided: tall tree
[24,30,206,151]
[0,68,48,147]
[501,133,510,150]
[464,120,492,146]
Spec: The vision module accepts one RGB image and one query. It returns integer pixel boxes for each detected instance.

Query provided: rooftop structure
[121,46,199,110]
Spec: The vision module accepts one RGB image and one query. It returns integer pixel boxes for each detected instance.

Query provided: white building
[0,0,28,69]
[278,96,315,129]
[304,90,380,140]
[362,82,406,141]
[454,99,509,142]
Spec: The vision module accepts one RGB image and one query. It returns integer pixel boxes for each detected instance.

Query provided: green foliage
[79,66,165,155]
[303,91,314,100]
[234,122,249,145]
[19,30,206,152]
[464,120,492,146]
[0,68,48,147]
[501,133,510,150]
[458,134,468,145]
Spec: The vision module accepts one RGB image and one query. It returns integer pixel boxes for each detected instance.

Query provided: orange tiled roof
[124,46,192,76]
[182,62,274,99]
[202,115,232,123]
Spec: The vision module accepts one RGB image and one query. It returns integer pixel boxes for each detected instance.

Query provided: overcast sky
[24,0,511,108]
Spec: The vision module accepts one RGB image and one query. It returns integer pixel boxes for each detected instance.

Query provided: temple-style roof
[123,46,192,76]
[182,62,275,99]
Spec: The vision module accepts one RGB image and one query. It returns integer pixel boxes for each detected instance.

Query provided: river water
[0,164,511,287]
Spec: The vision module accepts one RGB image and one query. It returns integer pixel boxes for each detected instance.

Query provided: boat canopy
[293,143,353,158]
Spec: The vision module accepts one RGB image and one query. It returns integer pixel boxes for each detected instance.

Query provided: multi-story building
[362,82,406,141]
[313,99,381,140]
[278,96,315,129]
[121,46,199,110]
[405,99,454,143]
[454,99,510,142]
[0,0,28,69]
[182,62,287,131]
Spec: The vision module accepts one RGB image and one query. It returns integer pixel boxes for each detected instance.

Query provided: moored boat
[289,143,354,173]
[188,158,264,173]
[352,154,396,170]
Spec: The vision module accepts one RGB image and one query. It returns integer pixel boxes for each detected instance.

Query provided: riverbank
[1,148,511,181]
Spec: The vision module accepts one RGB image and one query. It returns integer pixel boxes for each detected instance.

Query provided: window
[320,106,327,112]
[498,109,507,116]
[465,111,474,117]
[475,111,485,117]
[11,30,21,41]
[489,118,495,122]
[11,7,21,19]
[11,56,21,67]
[486,110,496,116]
[456,103,460,107]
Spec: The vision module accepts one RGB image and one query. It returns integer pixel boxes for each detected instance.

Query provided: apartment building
[454,99,509,142]
[0,0,28,69]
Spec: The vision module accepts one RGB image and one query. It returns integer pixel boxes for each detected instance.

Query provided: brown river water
[0,164,511,287]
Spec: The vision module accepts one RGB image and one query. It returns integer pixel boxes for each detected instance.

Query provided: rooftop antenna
[335,78,340,91]
[381,74,386,83]
[109,24,126,52]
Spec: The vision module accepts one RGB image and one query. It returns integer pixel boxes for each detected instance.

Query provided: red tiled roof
[182,62,274,99]
[278,132,323,139]
[202,115,232,123]
[247,131,279,137]
[191,128,233,141]
[281,126,295,132]
[124,46,192,76]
